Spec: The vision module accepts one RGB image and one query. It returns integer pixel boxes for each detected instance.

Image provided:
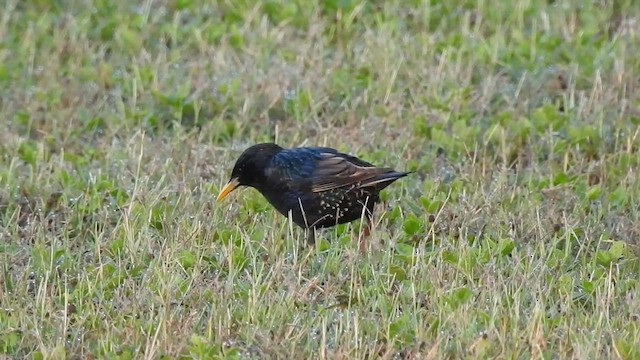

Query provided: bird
[216,143,411,247]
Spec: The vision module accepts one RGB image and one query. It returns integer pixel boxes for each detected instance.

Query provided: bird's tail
[359,170,413,190]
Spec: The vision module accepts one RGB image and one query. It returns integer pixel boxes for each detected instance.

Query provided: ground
[1,0,640,359]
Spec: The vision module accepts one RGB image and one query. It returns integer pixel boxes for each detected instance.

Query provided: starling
[216,143,411,245]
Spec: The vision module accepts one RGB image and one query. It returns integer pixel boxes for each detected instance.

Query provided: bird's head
[216,143,283,202]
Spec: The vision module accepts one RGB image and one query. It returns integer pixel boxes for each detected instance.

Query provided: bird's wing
[267,149,318,184]
[309,152,394,193]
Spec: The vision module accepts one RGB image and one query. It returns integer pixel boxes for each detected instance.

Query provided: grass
[1,0,640,358]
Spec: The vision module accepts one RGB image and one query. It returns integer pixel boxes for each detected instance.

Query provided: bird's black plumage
[217,143,410,244]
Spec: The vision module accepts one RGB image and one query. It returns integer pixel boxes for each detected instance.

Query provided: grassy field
[1,0,640,358]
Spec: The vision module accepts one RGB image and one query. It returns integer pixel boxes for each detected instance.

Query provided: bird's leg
[306,227,316,246]
[358,213,373,254]
[363,218,371,238]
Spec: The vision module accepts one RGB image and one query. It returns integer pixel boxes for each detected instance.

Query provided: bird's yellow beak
[216,178,240,202]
